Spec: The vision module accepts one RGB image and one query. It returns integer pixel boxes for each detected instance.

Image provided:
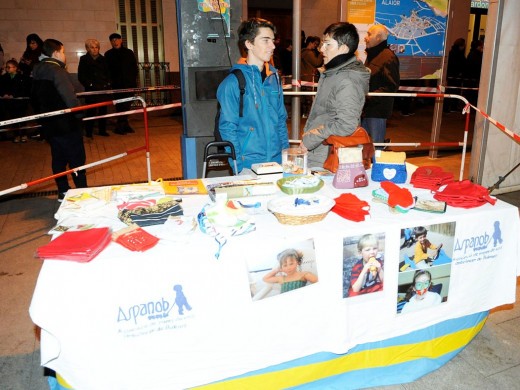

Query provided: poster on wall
[198,0,231,37]
[348,0,448,79]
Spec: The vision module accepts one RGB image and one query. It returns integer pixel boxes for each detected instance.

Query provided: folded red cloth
[332,193,370,222]
[380,181,414,209]
[36,227,112,262]
[433,180,496,208]
[410,166,454,190]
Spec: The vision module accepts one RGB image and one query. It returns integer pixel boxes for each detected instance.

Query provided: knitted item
[331,193,370,222]
[371,152,407,183]
[433,180,496,208]
[375,151,406,164]
[380,181,415,211]
[410,166,454,190]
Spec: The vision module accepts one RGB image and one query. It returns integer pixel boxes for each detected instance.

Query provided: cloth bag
[371,151,407,183]
[323,127,374,173]
[332,147,368,189]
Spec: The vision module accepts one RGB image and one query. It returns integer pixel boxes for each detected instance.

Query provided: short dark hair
[323,22,359,53]
[109,33,122,41]
[305,36,320,47]
[42,39,63,57]
[238,18,276,53]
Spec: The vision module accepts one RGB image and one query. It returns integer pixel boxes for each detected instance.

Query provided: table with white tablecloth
[29,176,520,390]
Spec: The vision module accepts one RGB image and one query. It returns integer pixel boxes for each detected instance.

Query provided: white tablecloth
[29,176,520,390]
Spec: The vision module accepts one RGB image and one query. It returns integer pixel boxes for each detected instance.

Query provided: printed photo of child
[399,222,456,272]
[397,265,451,314]
[343,233,385,298]
[248,239,318,301]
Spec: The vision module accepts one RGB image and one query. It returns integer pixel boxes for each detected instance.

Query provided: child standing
[263,249,318,293]
[348,234,384,296]
[401,270,442,314]
[0,59,31,142]
[413,226,443,269]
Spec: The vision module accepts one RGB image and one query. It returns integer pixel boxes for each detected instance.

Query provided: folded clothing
[410,166,454,190]
[36,227,112,262]
[118,199,183,227]
[331,193,370,222]
[433,180,496,208]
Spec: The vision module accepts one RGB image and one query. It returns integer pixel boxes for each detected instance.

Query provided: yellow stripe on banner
[56,373,74,389]
[194,317,487,390]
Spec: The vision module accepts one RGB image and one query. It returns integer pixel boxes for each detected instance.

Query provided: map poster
[347,0,376,24]
[376,0,448,57]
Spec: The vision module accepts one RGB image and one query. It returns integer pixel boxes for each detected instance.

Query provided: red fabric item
[114,226,159,252]
[410,166,454,190]
[332,193,370,222]
[380,181,414,208]
[433,180,496,208]
[36,227,112,262]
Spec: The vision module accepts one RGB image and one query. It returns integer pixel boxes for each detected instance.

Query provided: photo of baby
[248,239,318,301]
[343,233,385,298]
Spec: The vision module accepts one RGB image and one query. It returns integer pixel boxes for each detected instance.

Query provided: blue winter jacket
[216,60,289,173]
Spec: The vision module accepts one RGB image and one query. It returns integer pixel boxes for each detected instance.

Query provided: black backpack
[214,68,246,143]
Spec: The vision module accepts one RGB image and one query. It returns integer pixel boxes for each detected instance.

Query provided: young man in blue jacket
[216,18,289,174]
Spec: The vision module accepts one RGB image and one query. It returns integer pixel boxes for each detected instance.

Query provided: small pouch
[332,147,368,189]
[371,151,407,183]
[112,224,160,252]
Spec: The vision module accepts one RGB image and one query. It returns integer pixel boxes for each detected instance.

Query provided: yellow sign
[347,0,376,24]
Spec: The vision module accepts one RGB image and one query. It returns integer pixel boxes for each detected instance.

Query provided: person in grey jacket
[300,22,370,168]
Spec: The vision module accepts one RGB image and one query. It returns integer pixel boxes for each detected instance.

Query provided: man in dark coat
[104,33,138,134]
[78,38,111,138]
[31,39,87,201]
[362,24,400,145]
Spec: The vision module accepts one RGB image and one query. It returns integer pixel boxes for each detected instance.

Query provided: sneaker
[57,192,66,203]
[21,136,28,143]
[13,136,20,143]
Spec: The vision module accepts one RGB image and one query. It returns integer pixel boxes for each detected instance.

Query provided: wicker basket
[271,211,329,225]
[268,194,335,225]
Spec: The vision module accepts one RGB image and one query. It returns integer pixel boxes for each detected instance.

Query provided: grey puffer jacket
[302,55,370,168]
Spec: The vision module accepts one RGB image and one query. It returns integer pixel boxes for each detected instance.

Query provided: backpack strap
[230,69,246,117]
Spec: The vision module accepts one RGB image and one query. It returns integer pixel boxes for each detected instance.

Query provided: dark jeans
[48,131,87,193]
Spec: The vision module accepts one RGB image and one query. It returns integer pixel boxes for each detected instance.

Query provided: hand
[298,142,308,152]
[302,125,324,138]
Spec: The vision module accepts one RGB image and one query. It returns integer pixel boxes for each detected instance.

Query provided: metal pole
[291,0,301,141]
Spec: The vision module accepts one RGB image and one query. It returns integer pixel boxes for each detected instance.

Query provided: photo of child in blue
[262,249,318,293]
[216,18,289,174]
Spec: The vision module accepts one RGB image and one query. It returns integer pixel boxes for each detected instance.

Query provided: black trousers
[48,131,87,194]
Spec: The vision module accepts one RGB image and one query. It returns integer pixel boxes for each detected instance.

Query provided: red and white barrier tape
[0,146,146,197]
[83,103,182,121]
[467,103,520,144]
[77,85,180,97]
